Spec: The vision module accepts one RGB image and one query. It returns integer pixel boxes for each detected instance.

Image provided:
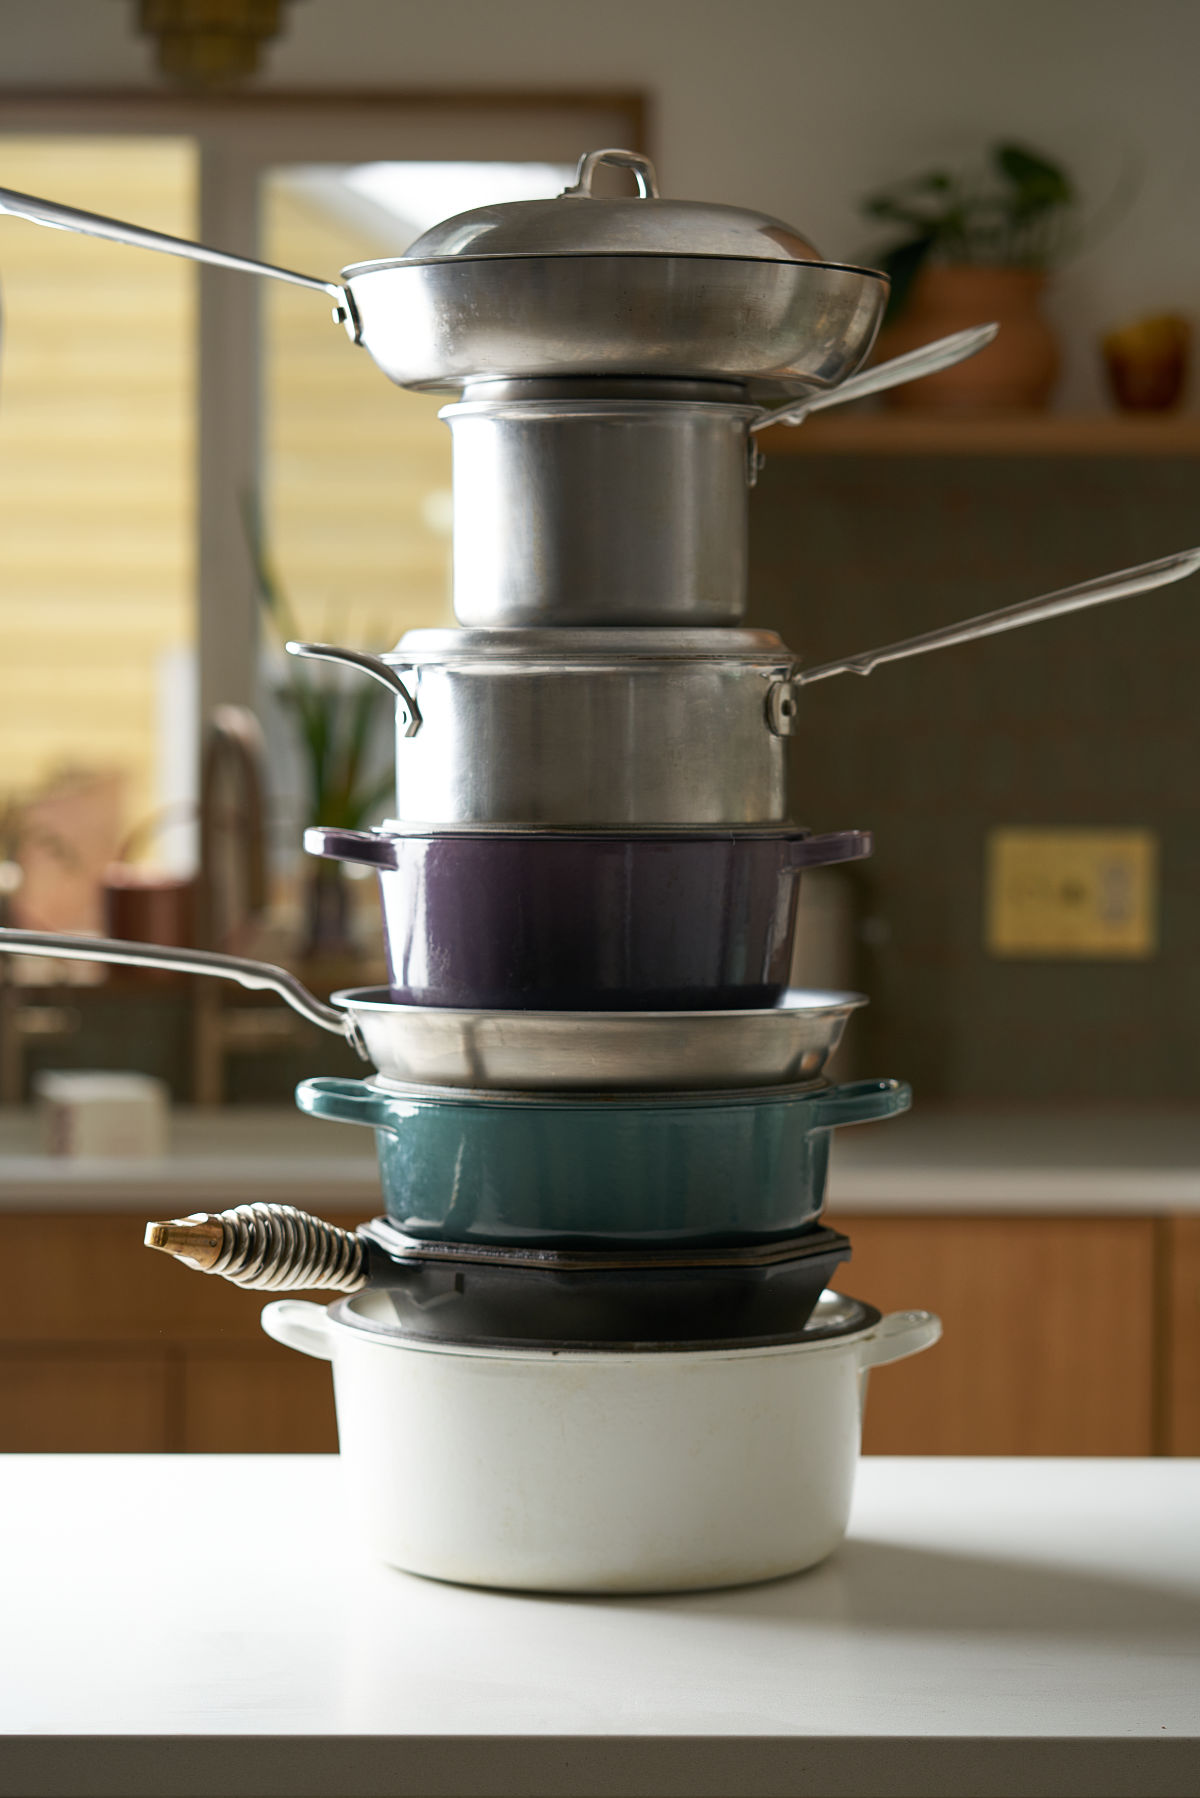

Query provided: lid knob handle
[561,148,660,200]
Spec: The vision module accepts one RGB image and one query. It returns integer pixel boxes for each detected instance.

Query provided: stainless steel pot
[443,327,998,628]
[0,929,864,1090]
[290,547,1200,827]
[0,148,889,397]
[296,628,798,826]
[445,385,759,629]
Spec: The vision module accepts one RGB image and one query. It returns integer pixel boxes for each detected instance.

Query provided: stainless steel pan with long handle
[0,929,367,1052]
[0,930,865,1091]
[0,176,991,411]
[0,175,981,409]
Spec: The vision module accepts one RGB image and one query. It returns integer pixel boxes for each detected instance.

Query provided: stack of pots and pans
[11,149,1197,1592]
[258,150,936,1592]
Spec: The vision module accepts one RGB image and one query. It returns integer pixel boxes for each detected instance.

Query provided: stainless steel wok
[0,930,863,1090]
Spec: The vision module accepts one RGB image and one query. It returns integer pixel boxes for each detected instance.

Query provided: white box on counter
[34,1071,170,1159]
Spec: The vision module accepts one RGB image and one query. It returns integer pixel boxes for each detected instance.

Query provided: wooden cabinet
[1163,1216,1200,1453]
[0,1208,1191,1455]
[0,1346,173,1451]
[0,1210,355,1453]
[826,1213,1156,1455]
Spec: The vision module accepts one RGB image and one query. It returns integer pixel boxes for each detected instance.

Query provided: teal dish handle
[296,1075,398,1132]
[807,1077,911,1130]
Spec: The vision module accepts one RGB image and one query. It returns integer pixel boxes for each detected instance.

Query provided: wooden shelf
[759,411,1200,457]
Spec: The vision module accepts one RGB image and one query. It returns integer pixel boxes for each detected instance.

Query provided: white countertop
[1,1455,1197,1796]
[2,1102,1200,1214]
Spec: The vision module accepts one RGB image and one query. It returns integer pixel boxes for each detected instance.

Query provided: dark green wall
[749,453,1200,1101]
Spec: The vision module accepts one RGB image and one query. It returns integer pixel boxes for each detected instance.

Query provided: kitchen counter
[0,1104,380,1209]
[828,1103,1200,1211]
[1,1455,1197,1797]
[2,1102,1200,1213]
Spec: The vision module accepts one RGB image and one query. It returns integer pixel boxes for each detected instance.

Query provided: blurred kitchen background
[0,0,1197,1460]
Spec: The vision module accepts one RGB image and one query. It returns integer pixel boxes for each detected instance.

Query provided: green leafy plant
[861,142,1077,321]
[242,494,393,835]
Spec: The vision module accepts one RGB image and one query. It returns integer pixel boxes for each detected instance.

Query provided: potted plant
[860,142,1077,410]
[243,497,393,964]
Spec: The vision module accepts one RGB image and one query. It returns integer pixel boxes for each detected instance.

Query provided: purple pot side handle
[304,826,399,869]
[785,830,873,870]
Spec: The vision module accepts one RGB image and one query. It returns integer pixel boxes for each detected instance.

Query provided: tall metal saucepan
[291,629,798,827]
[442,328,998,628]
[289,549,1200,829]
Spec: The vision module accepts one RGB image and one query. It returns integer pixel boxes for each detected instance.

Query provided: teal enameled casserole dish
[295,1075,910,1249]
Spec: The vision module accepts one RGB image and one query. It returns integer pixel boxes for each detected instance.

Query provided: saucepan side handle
[859,1309,942,1369]
[784,829,873,869]
[808,1077,912,1129]
[260,1299,335,1362]
[296,1075,399,1133]
[286,642,421,737]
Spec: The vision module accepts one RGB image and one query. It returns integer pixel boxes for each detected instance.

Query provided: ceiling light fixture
[134,0,297,88]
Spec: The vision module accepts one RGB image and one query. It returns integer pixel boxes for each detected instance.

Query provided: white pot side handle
[859,1309,942,1370]
[261,1299,335,1362]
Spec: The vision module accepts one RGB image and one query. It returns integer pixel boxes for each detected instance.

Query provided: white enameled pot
[262,1289,941,1593]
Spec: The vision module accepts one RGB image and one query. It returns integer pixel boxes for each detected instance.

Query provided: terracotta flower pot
[877,266,1060,412]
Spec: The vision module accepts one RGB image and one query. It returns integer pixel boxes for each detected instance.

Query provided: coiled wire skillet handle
[261,1300,335,1362]
[144,1203,368,1291]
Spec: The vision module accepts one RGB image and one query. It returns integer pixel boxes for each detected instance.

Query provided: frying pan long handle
[0,185,359,333]
[749,325,1000,434]
[796,547,1200,686]
[286,642,422,737]
[0,928,367,1058]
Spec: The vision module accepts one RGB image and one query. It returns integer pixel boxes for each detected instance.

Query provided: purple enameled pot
[305,826,871,1010]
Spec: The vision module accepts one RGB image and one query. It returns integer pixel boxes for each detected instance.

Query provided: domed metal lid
[390,148,823,266]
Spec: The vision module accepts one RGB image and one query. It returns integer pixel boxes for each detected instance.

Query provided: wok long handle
[0,185,358,331]
[749,325,1000,434]
[286,641,422,738]
[0,928,367,1057]
[797,547,1200,686]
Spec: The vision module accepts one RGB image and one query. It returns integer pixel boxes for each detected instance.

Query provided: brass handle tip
[143,1215,224,1270]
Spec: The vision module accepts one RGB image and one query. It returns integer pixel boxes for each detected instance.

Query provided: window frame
[0,90,646,721]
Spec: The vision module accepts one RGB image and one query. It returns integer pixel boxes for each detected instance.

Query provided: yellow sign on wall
[985,828,1158,959]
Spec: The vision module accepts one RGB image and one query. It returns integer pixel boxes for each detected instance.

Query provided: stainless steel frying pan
[0,930,863,1090]
[0,177,996,410]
